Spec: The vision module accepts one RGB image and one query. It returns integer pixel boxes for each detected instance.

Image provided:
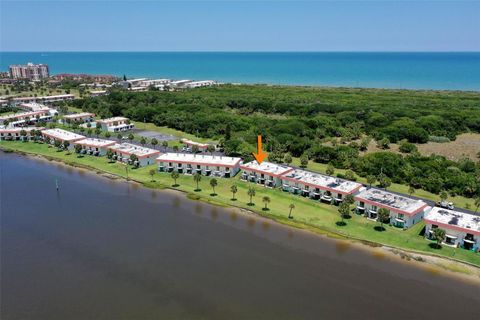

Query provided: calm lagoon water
[1,152,479,319]
[1,52,480,90]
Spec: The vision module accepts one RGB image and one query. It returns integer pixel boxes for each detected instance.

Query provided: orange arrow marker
[252,135,268,164]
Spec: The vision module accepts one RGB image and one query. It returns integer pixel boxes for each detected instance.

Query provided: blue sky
[1,0,479,51]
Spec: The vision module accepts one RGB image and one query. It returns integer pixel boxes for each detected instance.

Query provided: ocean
[1,52,479,91]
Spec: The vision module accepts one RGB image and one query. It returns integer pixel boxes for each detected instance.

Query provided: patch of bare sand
[417,133,480,161]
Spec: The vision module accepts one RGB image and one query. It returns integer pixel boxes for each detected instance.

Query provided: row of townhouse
[17,103,50,112]
[37,128,158,165]
[354,188,429,229]
[0,108,57,128]
[9,94,75,106]
[181,139,212,152]
[239,161,429,230]
[108,143,159,166]
[0,127,43,140]
[3,128,478,252]
[281,168,363,203]
[237,161,478,251]
[61,112,96,124]
[157,153,242,178]
[240,161,293,187]
[41,128,86,145]
[424,207,480,250]
[96,117,134,132]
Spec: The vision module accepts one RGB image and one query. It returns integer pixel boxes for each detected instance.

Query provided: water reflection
[194,203,203,215]
[150,190,157,200]
[2,152,480,320]
[246,217,256,228]
[172,196,181,209]
[335,241,351,255]
[210,207,219,221]
[371,250,386,260]
[229,211,238,222]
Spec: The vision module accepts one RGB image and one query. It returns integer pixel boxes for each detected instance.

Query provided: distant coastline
[1,52,480,91]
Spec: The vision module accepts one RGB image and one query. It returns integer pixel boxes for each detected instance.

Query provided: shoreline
[2,146,480,283]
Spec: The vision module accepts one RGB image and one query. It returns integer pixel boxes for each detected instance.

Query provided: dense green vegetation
[70,85,480,198]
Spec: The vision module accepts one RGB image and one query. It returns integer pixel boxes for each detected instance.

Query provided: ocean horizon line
[2,50,480,54]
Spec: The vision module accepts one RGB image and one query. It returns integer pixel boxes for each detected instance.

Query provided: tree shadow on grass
[262,208,270,212]
[343,214,352,220]
[247,203,255,207]
[428,243,442,250]
[210,193,217,197]
[230,198,237,201]
[194,188,202,192]
[336,221,347,226]
[172,184,179,187]
[374,226,386,232]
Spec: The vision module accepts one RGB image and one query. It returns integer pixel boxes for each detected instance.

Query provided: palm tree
[106,149,114,162]
[140,137,147,146]
[377,208,390,231]
[376,173,391,190]
[432,228,446,249]
[149,169,156,182]
[105,132,111,139]
[128,133,134,143]
[193,173,202,191]
[440,190,448,203]
[74,144,82,156]
[20,129,27,141]
[129,154,139,167]
[210,178,218,196]
[262,196,271,211]
[117,133,122,140]
[247,187,256,205]
[207,145,215,155]
[173,145,179,152]
[284,153,292,165]
[300,154,309,168]
[230,184,238,201]
[343,194,355,206]
[408,185,415,196]
[162,140,168,151]
[288,203,295,219]
[338,202,350,225]
[151,138,158,149]
[171,171,180,186]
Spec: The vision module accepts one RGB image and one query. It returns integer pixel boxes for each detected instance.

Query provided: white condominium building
[424,207,480,251]
[108,143,159,166]
[281,169,364,203]
[240,161,294,188]
[354,188,429,229]
[97,117,134,132]
[73,138,116,156]
[157,153,242,178]
[9,63,49,81]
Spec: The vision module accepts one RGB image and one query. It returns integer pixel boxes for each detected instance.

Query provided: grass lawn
[291,157,477,211]
[2,140,479,267]
[1,84,80,98]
